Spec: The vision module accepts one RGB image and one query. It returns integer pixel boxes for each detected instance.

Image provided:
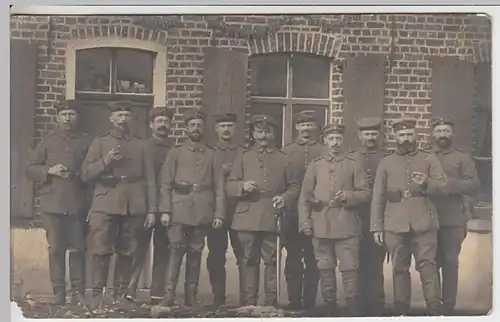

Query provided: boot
[284,262,304,310]
[115,255,133,297]
[264,262,278,307]
[68,251,86,305]
[241,265,259,306]
[418,263,443,315]
[342,270,360,317]
[207,248,227,308]
[441,263,459,315]
[303,263,319,311]
[48,250,66,305]
[91,254,111,311]
[184,249,203,307]
[160,247,185,307]
[318,269,337,316]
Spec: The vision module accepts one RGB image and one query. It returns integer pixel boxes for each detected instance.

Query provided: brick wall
[10,13,491,146]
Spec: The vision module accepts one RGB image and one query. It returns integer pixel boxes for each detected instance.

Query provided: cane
[274,208,283,307]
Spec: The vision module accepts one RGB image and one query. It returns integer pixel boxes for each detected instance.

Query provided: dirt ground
[11,227,493,318]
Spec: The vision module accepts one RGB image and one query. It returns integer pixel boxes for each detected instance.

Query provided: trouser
[436,226,467,313]
[237,230,279,307]
[88,212,145,298]
[283,228,319,309]
[41,213,87,300]
[358,229,386,315]
[312,236,360,316]
[126,221,170,300]
[206,224,244,305]
[161,224,208,307]
[385,229,442,315]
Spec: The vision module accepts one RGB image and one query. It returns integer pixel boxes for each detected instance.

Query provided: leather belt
[100,175,142,186]
[173,182,213,194]
[386,189,425,203]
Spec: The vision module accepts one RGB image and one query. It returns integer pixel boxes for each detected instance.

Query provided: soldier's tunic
[281,137,324,309]
[26,129,92,300]
[158,139,225,306]
[206,141,246,305]
[429,145,480,312]
[349,147,388,315]
[126,136,172,300]
[298,152,371,314]
[81,127,157,297]
[226,146,300,306]
[370,148,448,314]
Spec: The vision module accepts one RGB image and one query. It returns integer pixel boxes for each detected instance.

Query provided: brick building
[10,13,492,218]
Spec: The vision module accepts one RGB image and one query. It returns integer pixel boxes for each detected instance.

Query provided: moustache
[158,126,168,131]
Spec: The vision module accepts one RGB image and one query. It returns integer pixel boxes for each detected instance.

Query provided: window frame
[249,52,332,147]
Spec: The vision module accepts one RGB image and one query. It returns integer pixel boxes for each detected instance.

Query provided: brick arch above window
[247,31,343,59]
[64,36,167,107]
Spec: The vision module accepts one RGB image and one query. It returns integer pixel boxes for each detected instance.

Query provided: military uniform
[281,110,324,310]
[158,110,225,307]
[206,113,246,307]
[349,117,388,316]
[25,100,92,304]
[81,101,158,305]
[370,117,448,315]
[298,123,371,316]
[428,117,480,314]
[125,107,173,302]
[226,115,300,307]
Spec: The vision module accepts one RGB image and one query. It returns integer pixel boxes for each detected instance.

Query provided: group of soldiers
[25,98,480,317]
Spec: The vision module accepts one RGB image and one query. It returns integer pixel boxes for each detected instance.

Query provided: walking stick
[274,209,283,307]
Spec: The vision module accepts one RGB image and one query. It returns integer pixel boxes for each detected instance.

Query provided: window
[474,111,492,203]
[249,52,331,148]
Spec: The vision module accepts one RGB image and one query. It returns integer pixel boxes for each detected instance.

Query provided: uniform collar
[56,128,79,139]
[151,135,171,147]
[360,146,379,155]
[395,145,418,156]
[254,145,276,154]
[432,144,454,155]
[324,151,346,162]
[109,127,133,141]
[184,139,205,152]
[295,136,318,146]
[216,140,238,151]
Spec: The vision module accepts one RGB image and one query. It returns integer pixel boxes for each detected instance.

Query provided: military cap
[295,110,318,124]
[430,116,455,128]
[214,112,237,124]
[108,100,132,112]
[184,109,206,124]
[149,106,174,121]
[392,117,417,132]
[322,123,346,135]
[356,117,382,131]
[251,114,277,128]
[54,99,79,113]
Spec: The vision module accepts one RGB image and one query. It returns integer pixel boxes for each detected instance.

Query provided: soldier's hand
[272,196,285,209]
[222,162,233,173]
[243,181,257,192]
[212,218,224,229]
[335,190,346,202]
[160,213,171,227]
[48,164,69,178]
[302,228,313,237]
[144,213,156,229]
[366,174,374,185]
[373,232,384,246]
[103,147,122,165]
[411,172,428,186]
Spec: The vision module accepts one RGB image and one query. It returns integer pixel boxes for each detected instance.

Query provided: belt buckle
[192,183,200,192]
[328,200,336,207]
[404,189,411,199]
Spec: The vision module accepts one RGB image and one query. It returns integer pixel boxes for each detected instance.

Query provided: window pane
[115,49,154,94]
[292,105,327,141]
[75,48,111,92]
[291,54,330,99]
[249,102,284,148]
[250,55,287,97]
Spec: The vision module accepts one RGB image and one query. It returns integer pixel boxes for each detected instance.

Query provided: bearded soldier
[370,117,448,316]
[349,117,388,316]
[298,123,371,317]
[428,116,480,315]
[281,110,324,311]
[226,114,300,307]
[26,100,92,306]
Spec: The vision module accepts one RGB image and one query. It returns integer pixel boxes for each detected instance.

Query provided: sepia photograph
[9,6,493,319]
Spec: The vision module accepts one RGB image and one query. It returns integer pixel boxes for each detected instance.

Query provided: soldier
[206,112,246,308]
[298,123,371,317]
[226,114,300,307]
[281,110,324,311]
[25,100,92,305]
[157,110,225,309]
[428,116,480,315]
[370,117,448,316]
[81,101,158,309]
[124,107,174,304]
[349,117,388,316]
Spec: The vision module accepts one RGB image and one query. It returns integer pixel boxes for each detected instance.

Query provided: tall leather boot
[48,250,67,305]
[184,249,203,307]
[441,263,459,314]
[303,257,320,311]
[91,255,111,310]
[318,269,337,316]
[112,257,123,301]
[284,256,304,309]
[207,242,227,307]
[242,265,259,306]
[342,270,360,317]
[237,264,246,307]
[68,251,86,305]
[418,263,443,315]
[392,265,411,316]
[160,247,185,307]
[264,262,278,307]
[114,255,133,298]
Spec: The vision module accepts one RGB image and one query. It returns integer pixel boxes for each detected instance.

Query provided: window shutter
[431,57,475,152]
[11,39,37,219]
[201,47,248,145]
[342,54,386,149]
